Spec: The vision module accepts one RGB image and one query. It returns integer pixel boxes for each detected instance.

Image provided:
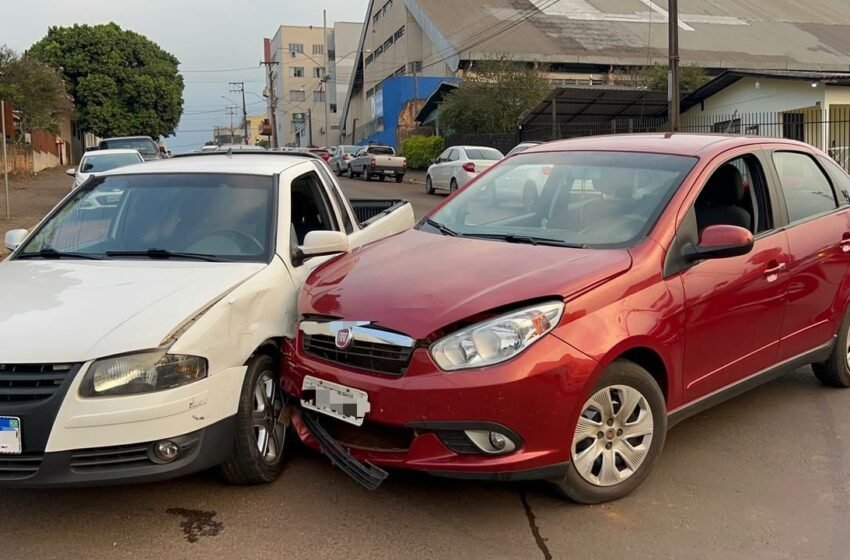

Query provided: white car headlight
[430,302,564,371]
[80,350,207,397]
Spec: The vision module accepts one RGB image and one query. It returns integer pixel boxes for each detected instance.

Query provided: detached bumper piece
[300,411,388,490]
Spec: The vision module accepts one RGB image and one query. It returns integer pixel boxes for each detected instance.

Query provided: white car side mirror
[66,168,77,177]
[4,229,28,252]
[299,230,349,259]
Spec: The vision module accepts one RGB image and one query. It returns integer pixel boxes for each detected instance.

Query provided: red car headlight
[429,301,564,371]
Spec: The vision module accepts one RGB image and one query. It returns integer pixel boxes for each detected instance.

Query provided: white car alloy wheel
[571,384,654,487]
[253,371,285,464]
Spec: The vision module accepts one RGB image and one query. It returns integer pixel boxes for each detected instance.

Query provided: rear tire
[426,176,435,194]
[362,167,371,181]
[341,165,349,177]
[551,360,666,504]
[380,175,386,182]
[813,306,850,387]
[450,178,458,193]
[220,353,288,485]
[395,175,404,184]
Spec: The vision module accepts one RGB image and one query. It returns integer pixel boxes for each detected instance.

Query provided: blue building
[354,75,458,148]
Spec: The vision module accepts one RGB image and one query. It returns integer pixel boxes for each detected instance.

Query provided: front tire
[395,175,404,183]
[552,360,666,504]
[220,353,287,485]
[426,176,435,194]
[813,306,850,387]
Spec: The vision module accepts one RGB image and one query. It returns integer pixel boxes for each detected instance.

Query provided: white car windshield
[426,151,697,248]
[81,153,142,173]
[101,138,159,158]
[17,173,275,262]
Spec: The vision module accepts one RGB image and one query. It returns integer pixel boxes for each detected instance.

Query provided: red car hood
[303,229,632,340]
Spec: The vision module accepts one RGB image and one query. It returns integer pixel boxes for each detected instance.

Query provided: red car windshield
[428,151,697,248]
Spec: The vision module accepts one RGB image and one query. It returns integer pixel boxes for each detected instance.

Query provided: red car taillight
[343,154,350,160]
[403,158,408,169]
[463,162,476,173]
[370,158,377,168]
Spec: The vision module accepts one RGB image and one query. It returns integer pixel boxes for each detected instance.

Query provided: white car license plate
[384,170,395,175]
[0,417,22,455]
[301,376,370,427]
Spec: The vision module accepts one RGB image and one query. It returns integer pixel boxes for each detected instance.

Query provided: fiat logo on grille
[335,328,353,350]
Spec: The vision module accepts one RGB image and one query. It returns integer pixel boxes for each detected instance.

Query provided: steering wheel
[194,228,264,254]
[580,214,645,237]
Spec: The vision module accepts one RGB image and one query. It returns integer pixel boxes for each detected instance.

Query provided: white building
[264,22,362,148]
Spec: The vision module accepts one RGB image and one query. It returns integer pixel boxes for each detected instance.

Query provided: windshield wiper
[17,247,105,260]
[105,248,228,262]
[421,217,459,237]
[463,233,586,248]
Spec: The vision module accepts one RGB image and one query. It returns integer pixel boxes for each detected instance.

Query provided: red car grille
[302,334,414,376]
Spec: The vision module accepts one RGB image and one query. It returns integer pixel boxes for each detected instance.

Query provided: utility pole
[323,9,330,148]
[225,105,238,144]
[230,81,249,144]
[1,99,8,218]
[668,0,680,131]
[308,108,313,146]
[260,61,279,149]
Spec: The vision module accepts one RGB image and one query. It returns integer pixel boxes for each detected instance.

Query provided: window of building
[374,82,383,93]
[366,87,375,98]
[312,67,323,79]
[393,66,405,77]
[373,13,380,25]
[288,43,304,54]
[712,119,741,134]
[383,37,393,51]
[408,61,422,73]
[330,103,338,113]
[292,113,306,121]
[374,45,383,59]
[289,66,305,78]
[394,26,406,41]
[773,151,838,223]
[331,125,340,131]
[312,44,324,56]
[314,90,326,102]
[365,54,374,67]
[290,90,306,102]
[328,49,336,60]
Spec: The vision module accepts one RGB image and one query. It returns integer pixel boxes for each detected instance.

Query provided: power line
[179,65,260,73]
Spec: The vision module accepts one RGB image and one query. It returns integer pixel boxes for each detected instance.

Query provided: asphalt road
[3,176,850,559]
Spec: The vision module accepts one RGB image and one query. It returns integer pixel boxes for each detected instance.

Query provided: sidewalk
[403,169,427,185]
[0,167,70,254]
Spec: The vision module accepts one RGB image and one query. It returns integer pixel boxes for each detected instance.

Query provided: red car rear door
[767,148,850,360]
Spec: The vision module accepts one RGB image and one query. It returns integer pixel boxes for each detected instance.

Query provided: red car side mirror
[684,224,754,262]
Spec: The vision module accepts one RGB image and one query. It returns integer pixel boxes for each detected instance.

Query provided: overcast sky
[3,0,368,152]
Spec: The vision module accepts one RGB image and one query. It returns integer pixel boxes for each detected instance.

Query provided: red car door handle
[840,237,850,253]
[764,263,786,279]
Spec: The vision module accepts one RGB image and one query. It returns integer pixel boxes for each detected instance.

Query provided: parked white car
[66,149,144,189]
[425,146,504,194]
[0,152,413,487]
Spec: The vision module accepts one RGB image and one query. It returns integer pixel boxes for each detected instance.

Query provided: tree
[438,58,550,135]
[632,64,711,92]
[0,45,73,136]
[28,23,184,138]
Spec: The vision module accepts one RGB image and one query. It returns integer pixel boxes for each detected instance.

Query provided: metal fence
[444,109,850,172]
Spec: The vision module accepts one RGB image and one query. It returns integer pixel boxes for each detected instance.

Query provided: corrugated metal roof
[410,0,850,72]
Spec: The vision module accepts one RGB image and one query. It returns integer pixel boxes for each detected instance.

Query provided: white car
[425,146,504,194]
[67,149,145,189]
[0,153,413,487]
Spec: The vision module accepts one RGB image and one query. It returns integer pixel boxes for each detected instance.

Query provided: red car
[309,148,331,162]
[283,134,850,503]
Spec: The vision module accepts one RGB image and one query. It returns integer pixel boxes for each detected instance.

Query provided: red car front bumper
[282,334,599,479]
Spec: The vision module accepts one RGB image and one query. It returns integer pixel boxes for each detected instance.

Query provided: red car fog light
[464,430,517,455]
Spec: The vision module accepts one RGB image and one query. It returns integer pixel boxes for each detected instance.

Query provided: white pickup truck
[0,152,413,487]
[349,145,407,183]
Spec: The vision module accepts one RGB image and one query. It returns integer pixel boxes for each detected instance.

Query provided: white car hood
[0,260,265,363]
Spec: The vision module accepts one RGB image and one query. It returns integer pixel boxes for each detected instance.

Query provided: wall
[331,22,362,144]
[357,75,455,147]
[682,77,826,122]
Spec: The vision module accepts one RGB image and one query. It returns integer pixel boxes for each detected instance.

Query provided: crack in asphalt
[520,491,553,560]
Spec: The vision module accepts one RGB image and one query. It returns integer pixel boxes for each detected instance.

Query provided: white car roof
[452,146,502,151]
[97,153,314,177]
[82,149,143,158]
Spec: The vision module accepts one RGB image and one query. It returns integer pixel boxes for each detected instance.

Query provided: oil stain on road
[166,507,223,543]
